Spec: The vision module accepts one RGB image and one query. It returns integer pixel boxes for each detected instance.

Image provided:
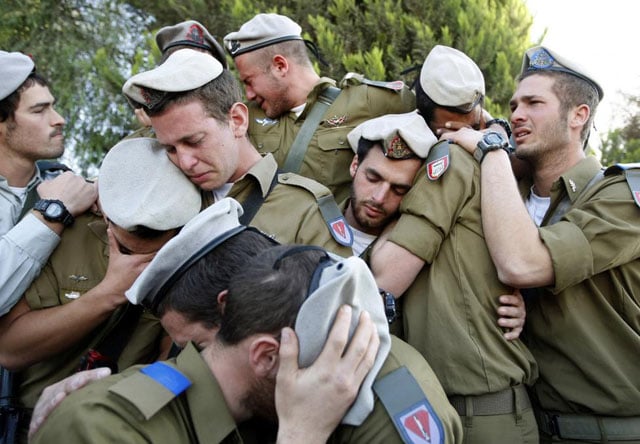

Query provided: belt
[538,411,640,441]
[448,384,531,416]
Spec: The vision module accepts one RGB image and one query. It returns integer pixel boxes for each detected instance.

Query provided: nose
[371,183,390,203]
[510,103,525,126]
[174,148,199,172]
[244,85,256,101]
[51,108,65,127]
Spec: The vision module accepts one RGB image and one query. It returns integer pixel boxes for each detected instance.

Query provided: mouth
[513,127,531,145]
[363,203,384,218]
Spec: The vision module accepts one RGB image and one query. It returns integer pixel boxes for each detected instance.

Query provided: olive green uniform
[388,145,538,443]
[34,338,462,443]
[19,214,164,410]
[520,157,640,443]
[248,76,416,203]
[223,153,352,257]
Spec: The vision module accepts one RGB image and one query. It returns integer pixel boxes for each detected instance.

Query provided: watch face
[485,132,503,145]
[45,202,64,218]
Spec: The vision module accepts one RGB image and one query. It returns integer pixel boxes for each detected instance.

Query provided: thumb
[277,327,299,381]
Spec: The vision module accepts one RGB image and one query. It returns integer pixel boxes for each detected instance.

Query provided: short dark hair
[355,137,380,163]
[252,40,313,70]
[145,70,242,122]
[218,245,327,345]
[157,229,276,328]
[519,70,599,143]
[0,73,49,123]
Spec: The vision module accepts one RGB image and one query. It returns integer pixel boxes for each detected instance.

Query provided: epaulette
[605,163,640,208]
[374,366,444,444]
[424,140,450,181]
[339,72,406,92]
[277,173,353,247]
[109,362,192,420]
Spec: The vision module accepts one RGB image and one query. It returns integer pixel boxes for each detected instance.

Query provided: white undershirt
[290,103,306,119]
[350,226,377,257]
[525,186,551,227]
[212,183,233,202]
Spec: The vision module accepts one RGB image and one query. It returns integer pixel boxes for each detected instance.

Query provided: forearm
[370,240,425,297]
[480,150,554,287]
[0,285,123,370]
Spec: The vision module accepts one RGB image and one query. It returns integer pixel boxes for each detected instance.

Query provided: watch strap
[34,199,75,227]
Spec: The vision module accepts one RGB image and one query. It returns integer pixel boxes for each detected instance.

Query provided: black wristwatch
[379,289,397,324]
[474,131,511,164]
[33,199,75,227]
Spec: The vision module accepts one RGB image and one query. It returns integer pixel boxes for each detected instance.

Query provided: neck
[202,342,253,423]
[531,142,585,197]
[230,138,263,182]
[0,148,37,187]
[289,66,321,108]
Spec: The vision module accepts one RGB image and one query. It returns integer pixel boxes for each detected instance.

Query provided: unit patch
[328,216,354,247]
[395,401,444,444]
[425,140,450,181]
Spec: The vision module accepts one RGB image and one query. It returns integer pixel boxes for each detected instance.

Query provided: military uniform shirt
[248,76,416,203]
[330,336,463,443]
[226,153,352,257]
[19,213,164,410]
[523,156,640,415]
[31,343,248,444]
[388,145,537,396]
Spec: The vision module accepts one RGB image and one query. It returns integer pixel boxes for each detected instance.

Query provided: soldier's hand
[497,289,526,341]
[275,305,379,444]
[95,228,156,308]
[37,171,98,216]
[438,126,484,155]
[28,367,111,440]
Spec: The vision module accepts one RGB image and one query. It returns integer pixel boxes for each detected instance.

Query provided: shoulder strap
[373,366,445,444]
[239,171,279,225]
[282,86,341,174]
[425,140,450,181]
[278,173,353,247]
[547,169,605,225]
[606,163,640,208]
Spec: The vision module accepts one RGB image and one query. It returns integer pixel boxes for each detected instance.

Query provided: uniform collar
[301,77,337,118]
[550,156,602,204]
[177,343,243,443]
[237,153,278,198]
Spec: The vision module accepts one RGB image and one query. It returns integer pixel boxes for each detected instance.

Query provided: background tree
[600,93,640,164]
[2,0,534,171]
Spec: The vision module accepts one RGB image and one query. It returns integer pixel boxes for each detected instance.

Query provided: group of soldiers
[0,11,638,444]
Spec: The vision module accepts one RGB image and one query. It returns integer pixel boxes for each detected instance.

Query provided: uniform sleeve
[365,84,416,115]
[0,213,60,315]
[389,147,478,263]
[540,178,640,293]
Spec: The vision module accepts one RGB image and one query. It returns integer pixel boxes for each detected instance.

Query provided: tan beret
[347,111,437,159]
[223,13,302,57]
[98,137,201,232]
[155,20,228,69]
[122,49,223,110]
[126,198,245,306]
[295,252,391,425]
[0,51,35,101]
[420,45,485,112]
[520,46,603,101]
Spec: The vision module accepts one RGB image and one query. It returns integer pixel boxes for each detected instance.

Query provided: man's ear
[217,290,228,314]
[248,336,280,378]
[228,102,249,137]
[570,104,591,130]
[271,54,289,77]
[349,154,359,178]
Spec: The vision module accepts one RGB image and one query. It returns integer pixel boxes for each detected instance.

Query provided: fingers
[497,291,526,341]
[276,327,300,383]
[316,305,352,362]
[343,311,379,382]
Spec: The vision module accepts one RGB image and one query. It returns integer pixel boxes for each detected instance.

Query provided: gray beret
[347,111,437,159]
[126,198,244,306]
[520,46,604,101]
[0,51,35,101]
[223,13,303,57]
[98,137,201,232]
[122,49,223,111]
[296,253,391,426]
[420,45,485,112]
[155,20,228,69]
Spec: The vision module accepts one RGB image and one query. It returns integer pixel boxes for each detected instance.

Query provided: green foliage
[2,0,535,169]
[600,94,640,164]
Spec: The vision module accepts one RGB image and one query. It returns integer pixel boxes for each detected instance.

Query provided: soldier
[0,137,202,442]
[223,13,416,203]
[370,45,539,443]
[33,198,463,443]
[122,48,353,256]
[441,46,640,443]
[0,50,97,314]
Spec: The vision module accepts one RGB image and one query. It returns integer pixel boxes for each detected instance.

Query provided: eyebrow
[28,100,55,111]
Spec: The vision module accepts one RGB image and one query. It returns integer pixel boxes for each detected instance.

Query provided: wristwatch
[473,131,511,164]
[485,118,512,139]
[33,199,75,227]
[379,289,397,324]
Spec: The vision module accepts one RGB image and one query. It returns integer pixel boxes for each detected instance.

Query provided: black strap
[0,367,19,444]
[18,161,72,221]
[239,170,279,225]
[282,85,341,174]
[78,303,144,373]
